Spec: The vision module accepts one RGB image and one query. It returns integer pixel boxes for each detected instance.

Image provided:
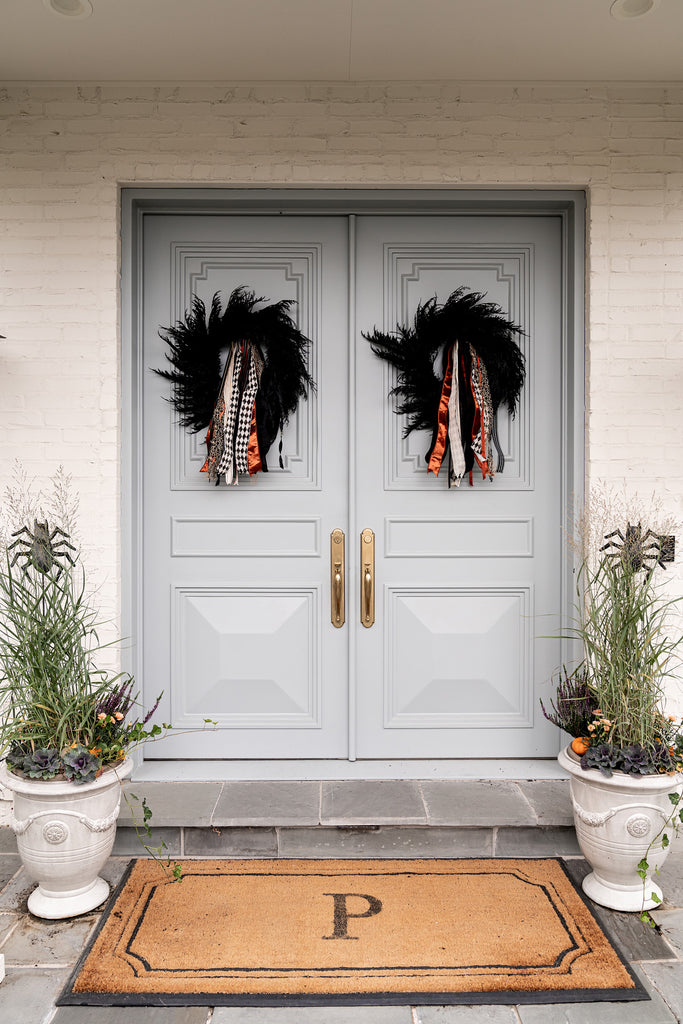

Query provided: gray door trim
[120,187,585,780]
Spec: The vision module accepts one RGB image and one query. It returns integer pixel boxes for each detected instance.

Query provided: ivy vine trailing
[639,791,683,925]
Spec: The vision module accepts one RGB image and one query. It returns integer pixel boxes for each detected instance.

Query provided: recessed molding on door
[383,243,533,492]
[170,516,322,558]
[169,242,322,491]
[384,516,534,558]
[384,585,533,731]
[171,584,322,729]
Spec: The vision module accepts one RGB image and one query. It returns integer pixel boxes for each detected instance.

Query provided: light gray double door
[141,211,563,761]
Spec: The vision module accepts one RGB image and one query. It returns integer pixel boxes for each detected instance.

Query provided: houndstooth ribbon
[469,342,494,480]
[234,346,259,476]
[216,345,243,483]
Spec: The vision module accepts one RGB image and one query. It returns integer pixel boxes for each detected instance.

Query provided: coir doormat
[59,858,647,1007]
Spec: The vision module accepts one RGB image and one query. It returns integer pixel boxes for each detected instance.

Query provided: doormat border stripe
[58,858,649,1008]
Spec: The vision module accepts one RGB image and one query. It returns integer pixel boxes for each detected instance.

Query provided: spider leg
[6,536,30,552]
[52,541,77,558]
[603,529,625,542]
[10,526,32,540]
[49,527,76,550]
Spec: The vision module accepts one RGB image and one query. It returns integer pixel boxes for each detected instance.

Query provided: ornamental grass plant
[0,467,191,878]
[0,527,163,784]
[579,554,679,748]
[0,465,169,783]
[545,491,683,778]
[570,553,683,776]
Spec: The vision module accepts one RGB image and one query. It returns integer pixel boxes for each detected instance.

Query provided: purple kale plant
[62,744,101,784]
[581,743,623,777]
[620,744,653,776]
[6,743,31,771]
[22,748,61,780]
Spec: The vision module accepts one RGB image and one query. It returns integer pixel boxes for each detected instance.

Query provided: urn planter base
[558,745,682,912]
[582,868,663,913]
[0,757,133,921]
[28,875,110,920]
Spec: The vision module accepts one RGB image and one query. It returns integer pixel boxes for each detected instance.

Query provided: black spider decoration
[600,522,669,578]
[8,520,76,577]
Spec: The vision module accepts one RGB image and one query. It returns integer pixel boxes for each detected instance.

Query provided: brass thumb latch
[330,529,345,628]
[360,528,375,627]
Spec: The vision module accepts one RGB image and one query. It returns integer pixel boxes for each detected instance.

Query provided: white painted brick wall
[0,81,682,710]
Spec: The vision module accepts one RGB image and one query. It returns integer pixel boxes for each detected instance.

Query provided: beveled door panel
[354,216,563,758]
[384,586,532,729]
[172,585,321,728]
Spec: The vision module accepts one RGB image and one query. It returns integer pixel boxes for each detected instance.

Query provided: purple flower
[95,676,136,722]
[540,667,596,737]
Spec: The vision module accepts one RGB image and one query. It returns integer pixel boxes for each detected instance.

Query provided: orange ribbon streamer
[427,347,454,476]
[247,401,262,476]
[200,422,212,474]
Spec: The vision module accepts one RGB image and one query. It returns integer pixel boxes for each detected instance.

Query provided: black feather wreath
[364,287,525,480]
[155,287,314,468]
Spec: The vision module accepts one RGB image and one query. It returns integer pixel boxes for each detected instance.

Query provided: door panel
[141,216,348,758]
[384,586,531,729]
[354,216,563,757]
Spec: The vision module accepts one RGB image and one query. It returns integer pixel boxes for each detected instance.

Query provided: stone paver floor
[1,839,682,1023]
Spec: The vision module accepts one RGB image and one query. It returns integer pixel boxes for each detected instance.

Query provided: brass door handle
[360,528,375,627]
[330,529,345,627]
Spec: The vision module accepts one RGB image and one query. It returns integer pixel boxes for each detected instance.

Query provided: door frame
[120,187,585,781]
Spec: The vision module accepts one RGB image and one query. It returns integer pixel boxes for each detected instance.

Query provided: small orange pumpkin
[571,736,590,756]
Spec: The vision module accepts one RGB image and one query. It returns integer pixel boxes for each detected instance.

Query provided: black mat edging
[556,857,649,1003]
[57,857,651,1007]
[58,857,137,1007]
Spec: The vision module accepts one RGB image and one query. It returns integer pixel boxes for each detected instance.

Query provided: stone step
[115,778,581,859]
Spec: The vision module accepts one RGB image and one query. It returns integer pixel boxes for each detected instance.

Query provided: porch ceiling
[2,0,682,83]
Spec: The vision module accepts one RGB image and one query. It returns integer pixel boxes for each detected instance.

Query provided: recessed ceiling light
[43,0,93,18]
[610,0,660,18]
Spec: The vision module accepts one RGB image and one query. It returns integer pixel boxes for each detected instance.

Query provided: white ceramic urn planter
[0,757,132,920]
[558,745,683,912]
